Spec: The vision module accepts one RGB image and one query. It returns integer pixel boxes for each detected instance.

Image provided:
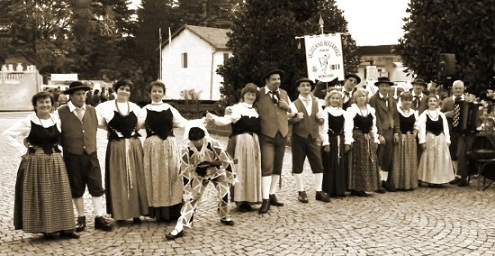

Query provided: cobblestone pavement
[0,112,494,256]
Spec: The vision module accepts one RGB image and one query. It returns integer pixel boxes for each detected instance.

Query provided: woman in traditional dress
[391,92,419,191]
[137,81,187,221]
[206,83,262,212]
[417,95,455,186]
[321,90,349,198]
[2,92,79,239]
[96,79,148,223]
[344,88,381,196]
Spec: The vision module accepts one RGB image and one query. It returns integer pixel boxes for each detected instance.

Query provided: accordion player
[459,101,481,134]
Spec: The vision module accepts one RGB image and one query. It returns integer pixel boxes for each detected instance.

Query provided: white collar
[298,95,312,101]
[397,106,415,117]
[68,101,86,112]
[240,102,254,109]
[265,87,280,94]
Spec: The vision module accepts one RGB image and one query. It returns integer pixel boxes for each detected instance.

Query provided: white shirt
[137,102,188,130]
[209,102,259,126]
[344,104,380,145]
[417,109,450,144]
[2,113,61,156]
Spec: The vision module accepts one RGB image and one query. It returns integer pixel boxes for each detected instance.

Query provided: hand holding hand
[378,135,386,145]
[323,145,330,153]
[278,99,290,110]
[393,133,399,143]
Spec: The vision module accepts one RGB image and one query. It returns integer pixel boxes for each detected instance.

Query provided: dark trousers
[291,134,323,174]
[450,131,476,179]
[260,132,287,176]
[64,151,105,198]
[377,129,394,173]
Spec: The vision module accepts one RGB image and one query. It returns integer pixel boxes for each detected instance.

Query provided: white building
[161,25,231,100]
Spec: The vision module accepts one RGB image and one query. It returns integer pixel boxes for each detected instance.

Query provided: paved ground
[0,112,494,256]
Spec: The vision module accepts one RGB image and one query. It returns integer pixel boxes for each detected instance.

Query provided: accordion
[459,101,481,133]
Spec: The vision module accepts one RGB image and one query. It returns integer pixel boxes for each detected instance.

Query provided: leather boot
[269,194,284,206]
[258,199,270,214]
[95,216,113,231]
[75,216,86,232]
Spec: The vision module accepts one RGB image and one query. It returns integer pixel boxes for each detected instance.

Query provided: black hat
[188,127,206,141]
[261,69,285,83]
[412,78,427,86]
[295,78,314,87]
[374,77,394,86]
[63,81,91,94]
[345,74,361,84]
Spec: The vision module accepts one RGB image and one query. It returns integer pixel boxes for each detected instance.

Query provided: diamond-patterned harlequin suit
[178,138,236,228]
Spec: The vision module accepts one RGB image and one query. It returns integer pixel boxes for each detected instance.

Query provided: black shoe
[133,217,142,224]
[95,216,113,231]
[258,199,270,214]
[220,219,235,226]
[458,179,469,187]
[298,191,309,203]
[382,181,395,192]
[450,176,462,185]
[315,191,331,202]
[359,191,369,197]
[43,232,57,240]
[375,188,386,194]
[350,190,361,196]
[60,231,80,239]
[237,202,253,212]
[75,216,86,232]
[165,229,184,240]
[269,194,284,206]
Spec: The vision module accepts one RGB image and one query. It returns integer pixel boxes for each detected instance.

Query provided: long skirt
[227,133,262,203]
[105,138,149,220]
[322,135,347,196]
[391,133,418,190]
[143,136,183,221]
[14,151,75,233]
[348,131,381,192]
[418,133,455,184]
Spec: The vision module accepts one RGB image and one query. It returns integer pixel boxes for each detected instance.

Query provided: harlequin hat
[184,118,209,140]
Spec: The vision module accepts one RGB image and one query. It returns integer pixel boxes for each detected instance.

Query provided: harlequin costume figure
[166,119,236,240]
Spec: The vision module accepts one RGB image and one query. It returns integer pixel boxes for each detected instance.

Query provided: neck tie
[269,91,279,104]
[413,96,420,109]
[75,107,84,122]
[343,91,350,103]
[452,97,461,127]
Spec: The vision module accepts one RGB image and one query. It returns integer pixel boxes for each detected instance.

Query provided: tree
[395,0,495,93]
[217,0,359,106]
[5,0,74,73]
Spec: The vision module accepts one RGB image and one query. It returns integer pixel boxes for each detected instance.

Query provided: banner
[304,33,344,82]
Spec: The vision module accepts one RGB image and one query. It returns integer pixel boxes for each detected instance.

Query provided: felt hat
[374,77,394,86]
[63,81,91,94]
[261,69,285,82]
[412,78,427,86]
[345,74,361,84]
[295,77,314,87]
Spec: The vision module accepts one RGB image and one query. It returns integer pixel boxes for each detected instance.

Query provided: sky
[128,0,410,46]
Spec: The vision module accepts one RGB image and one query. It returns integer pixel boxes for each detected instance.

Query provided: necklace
[115,100,130,116]
[37,115,56,135]
[358,105,368,116]
[426,109,439,120]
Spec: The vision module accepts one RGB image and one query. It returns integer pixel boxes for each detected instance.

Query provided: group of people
[2,68,474,241]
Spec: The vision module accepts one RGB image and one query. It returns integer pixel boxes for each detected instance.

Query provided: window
[223,53,230,64]
[181,53,188,68]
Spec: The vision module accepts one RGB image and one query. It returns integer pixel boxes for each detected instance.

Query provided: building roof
[163,25,230,51]
[357,45,396,56]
